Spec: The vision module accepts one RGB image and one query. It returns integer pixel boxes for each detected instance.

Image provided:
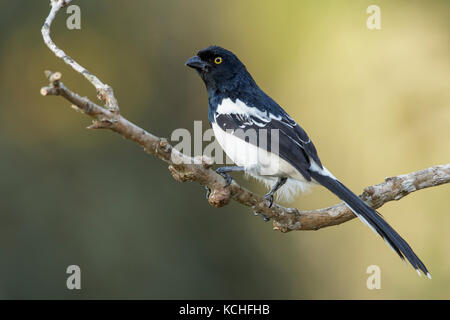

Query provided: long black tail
[309,170,430,278]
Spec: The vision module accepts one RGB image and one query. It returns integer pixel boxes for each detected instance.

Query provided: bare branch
[41,0,118,112]
[40,1,450,232]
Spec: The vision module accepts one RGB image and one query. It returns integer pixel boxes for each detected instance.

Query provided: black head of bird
[185,46,256,93]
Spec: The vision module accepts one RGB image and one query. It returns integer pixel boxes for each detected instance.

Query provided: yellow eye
[214,57,223,64]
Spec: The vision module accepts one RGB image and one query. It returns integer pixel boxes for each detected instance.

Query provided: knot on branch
[97,85,119,113]
[207,187,231,208]
[153,139,173,160]
[362,185,378,205]
[272,222,292,233]
[87,119,116,129]
[168,165,195,182]
[40,70,62,96]
[158,138,171,152]
[45,70,62,84]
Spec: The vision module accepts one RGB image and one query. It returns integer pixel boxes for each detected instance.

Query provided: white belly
[212,122,313,201]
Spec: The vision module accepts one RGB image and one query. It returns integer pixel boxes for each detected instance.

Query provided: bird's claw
[205,186,211,199]
[216,169,232,186]
[264,193,274,208]
[254,212,271,222]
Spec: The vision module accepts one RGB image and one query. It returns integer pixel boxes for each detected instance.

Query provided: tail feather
[309,169,430,278]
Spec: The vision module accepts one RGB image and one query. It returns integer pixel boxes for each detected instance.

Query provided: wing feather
[214,110,322,181]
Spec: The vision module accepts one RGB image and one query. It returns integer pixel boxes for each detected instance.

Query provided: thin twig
[41,0,118,112]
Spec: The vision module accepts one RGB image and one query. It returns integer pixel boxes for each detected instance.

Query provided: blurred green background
[0,0,448,299]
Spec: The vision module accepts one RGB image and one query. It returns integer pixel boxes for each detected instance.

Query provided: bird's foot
[216,168,233,186]
[263,193,274,208]
[254,212,271,222]
[263,177,286,208]
[205,186,211,199]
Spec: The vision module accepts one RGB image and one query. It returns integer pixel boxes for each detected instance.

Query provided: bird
[185,45,430,278]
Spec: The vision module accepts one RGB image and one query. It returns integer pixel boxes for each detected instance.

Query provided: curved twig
[42,0,118,112]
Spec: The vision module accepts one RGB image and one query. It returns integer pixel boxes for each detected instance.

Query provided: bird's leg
[264,177,287,208]
[215,166,245,186]
[205,166,245,198]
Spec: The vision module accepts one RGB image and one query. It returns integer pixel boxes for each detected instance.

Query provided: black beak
[185,55,209,71]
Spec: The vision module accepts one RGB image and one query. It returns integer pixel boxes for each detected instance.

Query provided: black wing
[214,110,322,181]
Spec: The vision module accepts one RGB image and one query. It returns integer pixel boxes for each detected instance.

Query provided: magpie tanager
[186,45,430,278]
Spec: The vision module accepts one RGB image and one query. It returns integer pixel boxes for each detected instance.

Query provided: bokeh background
[0,0,448,299]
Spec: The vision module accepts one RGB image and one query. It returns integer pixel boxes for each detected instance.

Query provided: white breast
[211,122,313,202]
